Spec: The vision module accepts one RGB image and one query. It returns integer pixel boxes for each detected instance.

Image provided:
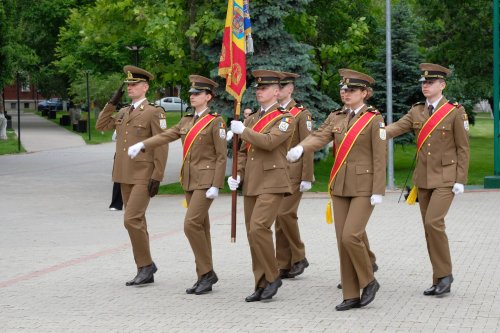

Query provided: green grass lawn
[0,129,26,155]
[159,113,495,194]
[36,110,184,144]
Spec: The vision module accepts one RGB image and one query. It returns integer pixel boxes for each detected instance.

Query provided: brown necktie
[428,105,434,116]
[259,109,265,118]
[129,105,135,114]
[347,109,354,122]
[193,114,199,122]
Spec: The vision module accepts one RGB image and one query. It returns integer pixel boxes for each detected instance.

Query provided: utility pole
[126,45,144,66]
[386,0,395,189]
[16,72,21,152]
[485,0,500,188]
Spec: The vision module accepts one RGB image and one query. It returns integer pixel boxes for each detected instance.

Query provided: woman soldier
[128,75,227,295]
[287,69,386,311]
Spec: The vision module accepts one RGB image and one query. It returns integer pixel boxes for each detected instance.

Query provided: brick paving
[1,134,499,332]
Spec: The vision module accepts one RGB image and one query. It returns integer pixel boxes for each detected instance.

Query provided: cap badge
[127,71,133,80]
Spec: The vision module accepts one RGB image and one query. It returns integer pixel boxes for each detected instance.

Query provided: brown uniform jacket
[238,103,294,196]
[300,105,387,197]
[385,97,469,189]
[284,100,314,190]
[142,109,227,191]
[96,101,168,185]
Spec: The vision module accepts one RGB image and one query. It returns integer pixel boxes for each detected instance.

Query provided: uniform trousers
[332,195,375,300]
[185,190,214,279]
[275,189,306,269]
[121,183,152,268]
[417,187,454,284]
[363,233,376,266]
[244,193,284,288]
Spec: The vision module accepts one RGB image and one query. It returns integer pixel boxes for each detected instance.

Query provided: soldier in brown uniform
[274,71,313,279]
[335,78,378,290]
[96,65,168,286]
[227,70,294,302]
[385,63,470,296]
[128,75,227,295]
[288,69,386,311]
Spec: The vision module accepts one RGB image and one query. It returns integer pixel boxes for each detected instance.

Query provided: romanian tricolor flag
[218,0,253,116]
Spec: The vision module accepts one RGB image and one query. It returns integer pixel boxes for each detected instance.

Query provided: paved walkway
[9,111,183,184]
[11,112,86,152]
[1,116,499,332]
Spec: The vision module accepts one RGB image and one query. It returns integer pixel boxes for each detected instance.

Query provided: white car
[154,97,188,112]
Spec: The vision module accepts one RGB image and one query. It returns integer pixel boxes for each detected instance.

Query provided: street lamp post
[85,70,91,141]
[125,45,144,66]
[16,72,21,152]
[386,0,394,190]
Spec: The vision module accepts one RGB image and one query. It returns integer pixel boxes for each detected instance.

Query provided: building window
[24,102,30,109]
[21,82,30,92]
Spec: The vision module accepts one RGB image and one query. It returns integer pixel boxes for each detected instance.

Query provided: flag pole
[231,100,239,243]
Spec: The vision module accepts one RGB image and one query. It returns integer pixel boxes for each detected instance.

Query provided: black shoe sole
[434,288,451,297]
[335,303,360,311]
[135,276,154,286]
[245,296,261,302]
[194,286,213,295]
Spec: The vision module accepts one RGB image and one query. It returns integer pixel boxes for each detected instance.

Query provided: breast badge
[160,119,167,129]
[379,128,386,140]
[219,129,226,139]
[279,117,291,132]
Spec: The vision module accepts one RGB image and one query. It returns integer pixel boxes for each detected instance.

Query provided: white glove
[227,175,241,191]
[128,142,145,159]
[452,183,464,195]
[299,181,312,192]
[231,120,245,134]
[205,186,219,199]
[226,130,234,142]
[112,130,117,142]
[287,145,304,162]
[370,194,383,206]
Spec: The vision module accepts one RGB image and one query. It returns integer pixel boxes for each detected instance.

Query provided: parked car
[154,97,188,112]
[37,98,64,111]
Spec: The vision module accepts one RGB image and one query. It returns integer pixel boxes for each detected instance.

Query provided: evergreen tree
[204,0,337,124]
[368,1,422,145]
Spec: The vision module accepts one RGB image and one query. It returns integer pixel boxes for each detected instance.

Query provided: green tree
[11,0,91,98]
[413,0,493,101]
[368,1,422,145]
[205,0,337,124]
[56,0,225,101]
[0,0,38,110]
[286,0,384,102]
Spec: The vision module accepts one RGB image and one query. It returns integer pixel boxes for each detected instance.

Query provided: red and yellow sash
[289,106,303,117]
[180,114,216,180]
[246,109,283,151]
[406,102,455,205]
[416,102,456,152]
[327,112,377,194]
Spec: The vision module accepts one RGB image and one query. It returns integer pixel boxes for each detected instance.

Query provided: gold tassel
[406,186,418,205]
[325,200,333,224]
[182,198,188,208]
